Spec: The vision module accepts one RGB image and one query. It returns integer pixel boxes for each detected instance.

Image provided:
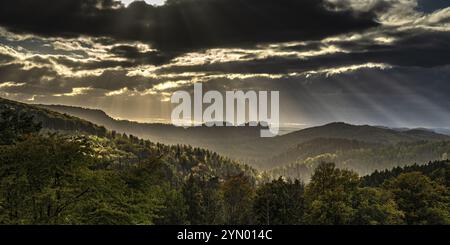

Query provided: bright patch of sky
[120,0,166,6]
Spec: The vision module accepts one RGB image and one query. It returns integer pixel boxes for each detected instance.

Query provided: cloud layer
[0,0,449,127]
[0,0,380,55]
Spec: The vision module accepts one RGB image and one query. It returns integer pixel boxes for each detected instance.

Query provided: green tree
[352,187,405,225]
[253,177,305,225]
[154,186,188,225]
[222,174,255,224]
[0,135,93,224]
[74,170,137,225]
[0,108,41,145]
[383,172,450,225]
[304,162,359,225]
[182,175,224,225]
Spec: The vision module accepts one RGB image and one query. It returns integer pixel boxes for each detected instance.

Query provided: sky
[0,0,449,128]
[119,0,166,6]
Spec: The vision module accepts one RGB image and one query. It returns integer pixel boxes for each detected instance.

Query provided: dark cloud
[55,56,136,70]
[189,65,450,127]
[0,61,191,96]
[1,0,450,128]
[159,29,450,74]
[0,63,65,95]
[0,63,56,84]
[0,0,379,58]
[0,36,89,57]
[0,53,14,64]
[109,45,175,65]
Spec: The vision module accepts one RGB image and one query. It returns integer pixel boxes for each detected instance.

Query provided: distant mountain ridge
[0,97,254,176]
[36,103,450,164]
[2,97,450,174]
[432,127,450,136]
[280,122,450,144]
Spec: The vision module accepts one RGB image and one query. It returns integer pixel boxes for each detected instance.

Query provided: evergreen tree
[222,174,255,224]
[253,177,305,225]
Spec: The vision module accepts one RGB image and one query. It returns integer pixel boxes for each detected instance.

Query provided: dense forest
[0,106,449,225]
[36,102,450,163]
[266,138,450,180]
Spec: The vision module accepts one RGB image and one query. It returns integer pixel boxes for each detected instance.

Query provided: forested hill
[37,104,122,132]
[37,104,450,162]
[0,96,254,179]
[267,139,450,180]
[361,160,450,187]
[0,97,107,137]
[269,122,450,147]
[1,97,449,225]
[0,102,259,225]
[4,97,450,178]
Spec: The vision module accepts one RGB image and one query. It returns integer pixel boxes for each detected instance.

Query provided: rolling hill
[267,139,450,180]
[36,104,450,165]
[3,96,450,180]
[0,97,108,136]
[0,96,255,180]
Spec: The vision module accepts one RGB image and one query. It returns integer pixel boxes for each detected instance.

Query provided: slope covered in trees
[1,97,107,137]
[267,139,450,180]
[1,98,449,225]
[0,106,257,224]
[362,160,450,187]
[36,104,450,162]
